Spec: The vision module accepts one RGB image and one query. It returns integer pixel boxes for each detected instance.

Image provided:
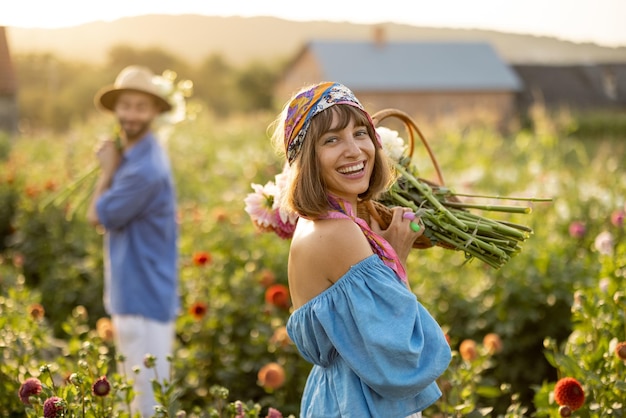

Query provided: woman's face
[315,113,376,203]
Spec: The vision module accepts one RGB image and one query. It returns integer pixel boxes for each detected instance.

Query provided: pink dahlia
[244,182,279,231]
[43,396,66,418]
[18,377,42,405]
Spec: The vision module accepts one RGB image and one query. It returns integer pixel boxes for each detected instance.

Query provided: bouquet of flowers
[244,108,551,269]
[39,70,193,220]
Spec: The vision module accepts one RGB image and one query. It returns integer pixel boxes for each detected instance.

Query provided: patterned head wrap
[284,82,380,165]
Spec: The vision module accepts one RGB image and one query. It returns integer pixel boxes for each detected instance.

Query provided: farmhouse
[275,33,523,129]
[0,26,18,135]
[513,63,626,111]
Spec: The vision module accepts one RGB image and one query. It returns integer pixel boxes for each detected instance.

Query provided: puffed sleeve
[289,255,451,400]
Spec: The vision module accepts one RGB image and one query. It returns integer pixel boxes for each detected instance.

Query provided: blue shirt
[96,132,179,322]
[287,255,451,418]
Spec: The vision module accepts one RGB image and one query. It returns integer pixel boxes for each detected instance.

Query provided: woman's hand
[370,206,424,267]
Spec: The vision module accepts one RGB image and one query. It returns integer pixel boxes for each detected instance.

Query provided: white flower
[376,126,407,162]
[273,163,299,225]
[594,231,614,256]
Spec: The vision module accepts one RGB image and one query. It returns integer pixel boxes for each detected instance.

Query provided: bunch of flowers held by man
[39,69,193,219]
[245,106,550,269]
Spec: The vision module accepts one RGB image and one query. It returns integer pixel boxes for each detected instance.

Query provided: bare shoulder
[288,218,373,309]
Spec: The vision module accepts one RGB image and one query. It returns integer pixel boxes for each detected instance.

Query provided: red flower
[554,377,585,411]
[28,303,45,321]
[92,375,111,397]
[258,362,286,390]
[459,339,478,361]
[483,333,503,355]
[189,301,208,320]
[43,396,66,418]
[193,251,212,266]
[18,377,42,405]
[265,284,290,309]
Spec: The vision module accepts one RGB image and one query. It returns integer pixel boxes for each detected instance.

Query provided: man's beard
[119,119,151,141]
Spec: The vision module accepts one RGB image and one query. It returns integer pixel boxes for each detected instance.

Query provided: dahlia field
[0,106,624,417]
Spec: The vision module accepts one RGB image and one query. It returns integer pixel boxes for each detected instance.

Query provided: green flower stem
[429,230,503,269]
[64,170,100,221]
[445,191,553,202]
[38,164,99,211]
[453,212,529,241]
[438,222,509,260]
[395,164,468,231]
[442,201,532,214]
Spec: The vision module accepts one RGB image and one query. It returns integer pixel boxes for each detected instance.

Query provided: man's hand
[95,139,122,179]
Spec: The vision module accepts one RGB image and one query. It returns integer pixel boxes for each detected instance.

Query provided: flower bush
[0,104,624,416]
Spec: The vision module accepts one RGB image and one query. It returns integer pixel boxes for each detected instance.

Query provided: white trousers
[112,315,175,418]
[406,413,422,418]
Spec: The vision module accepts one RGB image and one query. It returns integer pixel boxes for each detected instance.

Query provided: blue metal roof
[308,40,523,91]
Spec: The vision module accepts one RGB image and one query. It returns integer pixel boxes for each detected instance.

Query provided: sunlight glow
[1,0,624,47]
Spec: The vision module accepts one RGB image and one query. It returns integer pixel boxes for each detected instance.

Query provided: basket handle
[372,108,445,186]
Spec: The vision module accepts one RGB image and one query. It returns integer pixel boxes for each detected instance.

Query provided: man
[88,65,179,417]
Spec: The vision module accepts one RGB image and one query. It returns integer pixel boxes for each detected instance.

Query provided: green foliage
[14,48,283,132]
[534,229,626,418]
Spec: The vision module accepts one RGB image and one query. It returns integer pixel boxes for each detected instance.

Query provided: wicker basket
[356,108,456,250]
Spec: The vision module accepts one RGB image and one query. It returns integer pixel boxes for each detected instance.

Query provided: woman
[275,82,451,417]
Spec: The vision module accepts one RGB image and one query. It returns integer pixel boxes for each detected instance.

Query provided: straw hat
[95,65,172,113]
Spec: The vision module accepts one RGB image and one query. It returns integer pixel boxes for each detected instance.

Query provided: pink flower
[610,209,625,227]
[568,221,586,239]
[234,400,244,418]
[594,231,614,256]
[273,210,297,239]
[266,407,284,418]
[244,182,280,231]
[43,396,66,418]
[245,163,299,239]
[18,377,42,405]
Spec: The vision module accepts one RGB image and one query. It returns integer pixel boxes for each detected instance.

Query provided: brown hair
[283,105,393,219]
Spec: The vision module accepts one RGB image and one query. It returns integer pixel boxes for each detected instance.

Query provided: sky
[2,0,625,47]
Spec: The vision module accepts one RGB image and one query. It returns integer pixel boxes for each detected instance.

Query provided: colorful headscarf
[284,82,380,165]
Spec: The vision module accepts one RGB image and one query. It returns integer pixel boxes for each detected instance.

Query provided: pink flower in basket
[244,163,298,239]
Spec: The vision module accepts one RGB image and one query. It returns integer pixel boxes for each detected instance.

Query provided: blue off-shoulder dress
[286,254,452,418]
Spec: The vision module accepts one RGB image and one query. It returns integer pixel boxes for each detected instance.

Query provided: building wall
[0,96,18,134]
[355,90,518,130]
[276,52,519,130]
